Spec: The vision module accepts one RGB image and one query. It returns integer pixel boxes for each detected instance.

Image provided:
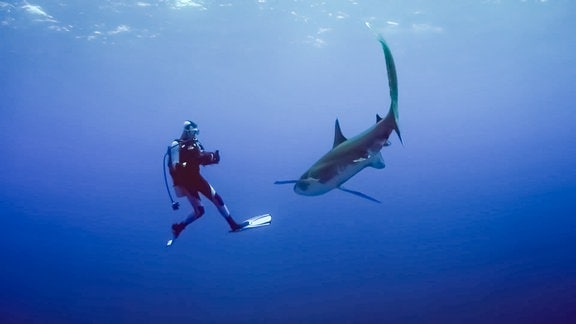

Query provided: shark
[275,33,403,203]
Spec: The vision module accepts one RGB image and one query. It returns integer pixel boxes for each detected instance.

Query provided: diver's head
[180,120,199,141]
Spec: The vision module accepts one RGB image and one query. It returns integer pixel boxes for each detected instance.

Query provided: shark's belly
[295,158,371,196]
[328,159,371,188]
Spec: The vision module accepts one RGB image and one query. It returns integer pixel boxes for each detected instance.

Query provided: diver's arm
[192,139,219,165]
[198,150,220,165]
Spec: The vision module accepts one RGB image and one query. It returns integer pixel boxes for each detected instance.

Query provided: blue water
[1,1,576,323]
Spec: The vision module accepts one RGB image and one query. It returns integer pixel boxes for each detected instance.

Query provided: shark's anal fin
[338,187,381,203]
[333,119,348,148]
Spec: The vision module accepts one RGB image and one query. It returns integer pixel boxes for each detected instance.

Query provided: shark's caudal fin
[367,22,403,145]
[378,35,403,145]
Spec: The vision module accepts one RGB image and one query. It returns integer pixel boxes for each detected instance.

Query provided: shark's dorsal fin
[376,114,382,123]
[333,119,347,148]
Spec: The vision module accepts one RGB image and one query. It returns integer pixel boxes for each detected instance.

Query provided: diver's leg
[211,188,241,230]
[183,191,205,224]
[198,177,241,231]
[171,189,205,238]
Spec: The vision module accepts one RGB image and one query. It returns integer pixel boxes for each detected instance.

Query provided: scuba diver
[165,120,242,241]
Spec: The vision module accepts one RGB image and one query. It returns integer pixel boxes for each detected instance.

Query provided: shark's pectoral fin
[274,180,299,185]
[338,187,381,203]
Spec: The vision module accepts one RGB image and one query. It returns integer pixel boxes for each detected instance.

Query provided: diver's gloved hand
[199,151,220,165]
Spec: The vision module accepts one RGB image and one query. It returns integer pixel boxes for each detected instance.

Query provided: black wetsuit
[171,138,220,200]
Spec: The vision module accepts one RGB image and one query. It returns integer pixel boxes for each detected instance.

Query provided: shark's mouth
[294,180,310,192]
[294,177,327,196]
